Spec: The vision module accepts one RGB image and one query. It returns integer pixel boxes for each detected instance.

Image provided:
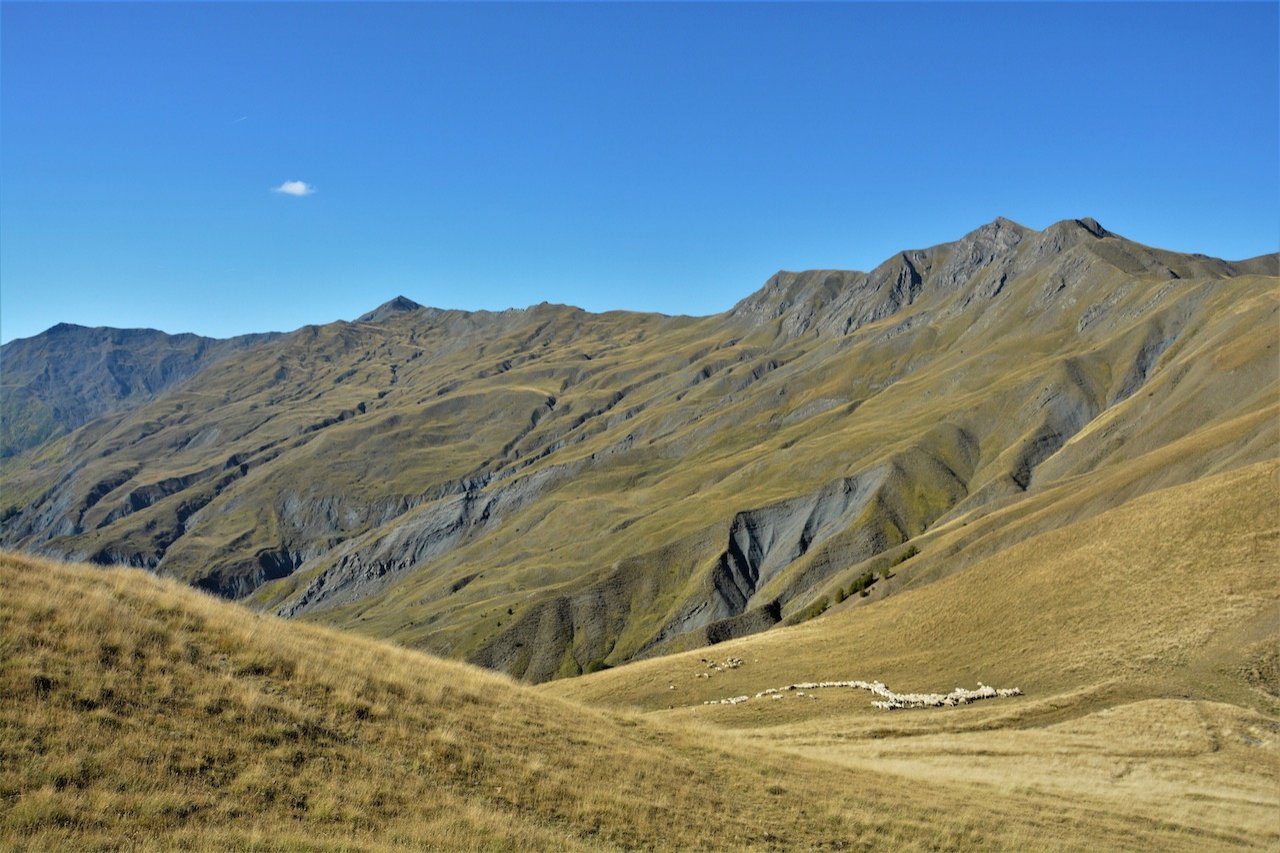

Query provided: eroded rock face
[3,217,1275,682]
[713,473,884,613]
[276,462,579,618]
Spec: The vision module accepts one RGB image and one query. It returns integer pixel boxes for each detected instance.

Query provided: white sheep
[704,679,1022,711]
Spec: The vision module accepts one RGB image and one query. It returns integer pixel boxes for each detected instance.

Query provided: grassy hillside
[4,552,940,851]
[548,458,1280,712]
[3,549,1275,850]
[2,218,1275,682]
[545,460,1280,845]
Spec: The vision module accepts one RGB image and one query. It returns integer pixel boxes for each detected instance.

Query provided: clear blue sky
[2,2,1277,343]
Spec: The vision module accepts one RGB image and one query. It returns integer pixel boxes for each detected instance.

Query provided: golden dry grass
[781,699,1279,845]
[4,546,1270,850]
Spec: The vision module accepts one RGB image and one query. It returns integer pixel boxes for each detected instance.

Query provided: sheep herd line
[702,680,1023,710]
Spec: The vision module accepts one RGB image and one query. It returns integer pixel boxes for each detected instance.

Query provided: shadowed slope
[0,324,279,461]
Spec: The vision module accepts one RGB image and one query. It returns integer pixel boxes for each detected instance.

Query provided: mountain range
[2,216,1276,683]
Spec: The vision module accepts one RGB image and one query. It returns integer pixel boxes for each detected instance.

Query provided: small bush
[846,571,877,599]
[891,545,920,567]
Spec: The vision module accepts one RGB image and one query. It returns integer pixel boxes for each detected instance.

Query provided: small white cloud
[272,180,316,197]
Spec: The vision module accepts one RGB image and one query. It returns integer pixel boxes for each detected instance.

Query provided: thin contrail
[231,115,249,124]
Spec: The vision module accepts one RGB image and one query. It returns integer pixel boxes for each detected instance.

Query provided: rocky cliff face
[3,218,1276,681]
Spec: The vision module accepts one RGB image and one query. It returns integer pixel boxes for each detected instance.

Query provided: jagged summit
[728,215,1117,337]
[948,215,1115,254]
[968,215,1106,240]
[357,295,425,323]
[725,215,1271,342]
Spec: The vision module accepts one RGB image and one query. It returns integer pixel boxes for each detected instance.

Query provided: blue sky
[2,2,1276,343]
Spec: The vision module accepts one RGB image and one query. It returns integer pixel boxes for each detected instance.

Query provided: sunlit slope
[541,460,1280,849]
[1,552,1238,851]
[0,552,923,851]
[0,305,709,583]
[547,459,1280,718]
[2,218,1276,681]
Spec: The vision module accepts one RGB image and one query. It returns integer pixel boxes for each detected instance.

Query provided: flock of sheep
[703,680,1023,710]
[694,657,745,678]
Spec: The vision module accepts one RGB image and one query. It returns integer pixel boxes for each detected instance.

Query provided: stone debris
[702,680,1022,710]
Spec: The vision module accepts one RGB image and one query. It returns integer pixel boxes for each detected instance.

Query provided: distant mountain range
[2,217,1275,682]
[0,324,280,459]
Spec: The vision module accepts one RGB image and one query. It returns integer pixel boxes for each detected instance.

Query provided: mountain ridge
[8,216,1276,343]
[1,216,1275,682]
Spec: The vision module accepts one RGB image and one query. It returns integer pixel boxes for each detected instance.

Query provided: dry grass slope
[4,550,1272,850]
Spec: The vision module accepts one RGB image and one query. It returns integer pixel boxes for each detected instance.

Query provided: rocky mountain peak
[932,217,1030,291]
[1039,217,1111,243]
[962,216,1031,250]
[1074,217,1109,238]
[45,322,87,337]
[357,295,425,323]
